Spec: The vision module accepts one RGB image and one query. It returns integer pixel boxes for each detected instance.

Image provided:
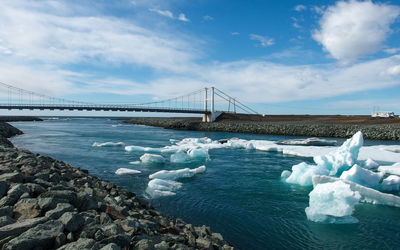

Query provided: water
[10,118,400,250]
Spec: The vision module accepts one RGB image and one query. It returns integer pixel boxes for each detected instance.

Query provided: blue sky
[0,0,400,116]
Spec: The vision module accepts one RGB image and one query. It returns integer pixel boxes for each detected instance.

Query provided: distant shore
[0,116,42,122]
[124,113,400,141]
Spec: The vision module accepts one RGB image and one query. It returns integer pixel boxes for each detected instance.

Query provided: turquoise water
[10,118,400,250]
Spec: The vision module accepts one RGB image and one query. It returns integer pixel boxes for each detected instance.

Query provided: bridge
[0,81,258,122]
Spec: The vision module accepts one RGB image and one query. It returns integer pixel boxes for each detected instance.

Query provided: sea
[9,117,400,250]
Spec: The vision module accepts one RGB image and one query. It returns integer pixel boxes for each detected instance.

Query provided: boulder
[2,220,63,249]
[0,181,8,198]
[0,172,23,183]
[59,212,84,232]
[57,238,99,250]
[100,234,130,248]
[45,203,75,219]
[13,198,41,220]
[39,190,78,206]
[0,216,15,227]
[38,197,69,212]
[0,216,48,240]
[100,243,121,250]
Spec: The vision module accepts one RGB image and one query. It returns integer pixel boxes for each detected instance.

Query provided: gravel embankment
[125,116,400,140]
[0,122,233,250]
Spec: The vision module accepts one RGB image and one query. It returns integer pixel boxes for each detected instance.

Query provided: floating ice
[115,168,141,175]
[129,161,141,165]
[146,179,182,198]
[92,142,124,147]
[170,151,191,164]
[313,131,363,176]
[381,175,400,191]
[285,162,329,186]
[340,164,383,188]
[363,158,379,169]
[281,170,291,179]
[149,166,206,180]
[187,148,209,159]
[312,175,400,208]
[140,154,165,165]
[305,180,361,224]
[125,145,163,153]
[378,163,400,176]
[277,137,337,146]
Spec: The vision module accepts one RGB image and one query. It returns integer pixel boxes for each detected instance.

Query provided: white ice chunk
[277,137,337,146]
[140,154,165,165]
[313,131,363,175]
[378,163,400,176]
[187,148,209,159]
[125,145,163,153]
[281,170,291,179]
[149,166,206,180]
[312,175,400,208]
[129,161,141,165]
[305,180,361,224]
[381,175,400,191]
[146,179,182,198]
[115,168,141,175]
[170,151,191,163]
[285,162,329,186]
[92,142,124,147]
[340,164,383,187]
[363,158,379,169]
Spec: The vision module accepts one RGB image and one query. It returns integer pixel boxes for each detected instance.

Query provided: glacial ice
[149,166,206,180]
[381,175,400,191]
[140,153,165,165]
[277,137,337,146]
[340,164,383,188]
[115,168,141,175]
[170,151,191,163]
[363,158,379,169]
[92,142,124,147]
[312,175,400,208]
[378,163,400,176]
[187,148,209,159]
[124,145,163,153]
[305,180,361,224]
[285,162,329,186]
[281,170,291,179]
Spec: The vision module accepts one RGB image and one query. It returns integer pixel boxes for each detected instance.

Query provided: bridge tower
[202,87,222,122]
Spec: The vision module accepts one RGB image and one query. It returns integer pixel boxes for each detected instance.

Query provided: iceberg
[92,142,124,147]
[378,163,400,176]
[277,137,337,146]
[312,175,400,208]
[305,180,361,224]
[381,175,400,191]
[340,164,383,188]
[281,170,291,179]
[363,158,379,169]
[149,166,206,180]
[115,168,141,175]
[125,145,163,153]
[285,162,329,186]
[146,179,182,198]
[140,153,165,165]
[170,151,191,163]
[187,148,209,159]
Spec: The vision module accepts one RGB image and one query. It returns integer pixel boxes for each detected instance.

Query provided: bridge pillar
[202,87,221,122]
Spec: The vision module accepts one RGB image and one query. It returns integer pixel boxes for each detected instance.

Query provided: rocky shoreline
[0,122,233,250]
[124,116,400,141]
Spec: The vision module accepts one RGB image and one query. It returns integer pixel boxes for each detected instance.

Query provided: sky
[0,0,399,116]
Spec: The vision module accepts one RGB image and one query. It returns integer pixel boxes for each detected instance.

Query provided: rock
[45,203,75,219]
[38,197,69,212]
[196,237,212,249]
[25,183,46,197]
[39,190,78,206]
[0,206,13,218]
[119,218,139,233]
[195,225,211,238]
[13,198,41,220]
[0,172,23,183]
[66,232,74,242]
[101,223,124,237]
[100,243,121,250]
[0,216,15,227]
[0,181,8,198]
[100,212,113,225]
[77,191,98,211]
[105,205,128,220]
[6,184,29,205]
[34,178,54,188]
[2,220,64,249]
[135,239,152,250]
[57,238,99,250]
[55,232,67,248]
[154,241,169,250]
[100,234,130,248]
[0,216,48,240]
[59,212,84,232]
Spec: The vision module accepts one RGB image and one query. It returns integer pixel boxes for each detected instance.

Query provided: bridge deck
[0,105,211,114]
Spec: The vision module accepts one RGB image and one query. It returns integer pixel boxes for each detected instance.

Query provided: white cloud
[249,34,274,47]
[231,32,240,36]
[313,0,400,63]
[149,8,174,19]
[387,65,400,76]
[178,13,189,22]
[203,15,214,21]
[385,48,400,54]
[294,5,307,12]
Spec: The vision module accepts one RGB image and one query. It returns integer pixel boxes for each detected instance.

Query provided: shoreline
[124,114,400,141]
[0,122,233,249]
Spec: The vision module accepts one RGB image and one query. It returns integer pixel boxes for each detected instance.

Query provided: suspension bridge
[0,81,258,122]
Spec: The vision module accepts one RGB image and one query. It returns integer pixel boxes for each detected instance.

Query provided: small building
[371,111,395,118]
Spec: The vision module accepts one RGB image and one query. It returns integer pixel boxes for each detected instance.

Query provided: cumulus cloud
[294,5,307,12]
[313,0,400,63]
[387,65,400,76]
[178,13,189,22]
[250,34,274,47]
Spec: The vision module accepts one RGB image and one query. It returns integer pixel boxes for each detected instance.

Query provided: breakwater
[0,122,233,249]
[124,117,400,140]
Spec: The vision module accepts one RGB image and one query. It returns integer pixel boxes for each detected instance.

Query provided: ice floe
[125,145,163,153]
[285,162,329,186]
[340,164,383,188]
[115,168,141,175]
[362,158,379,169]
[140,154,165,165]
[378,163,400,176]
[305,180,361,224]
[277,137,337,146]
[146,166,206,198]
[381,175,400,191]
[92,142,124,147]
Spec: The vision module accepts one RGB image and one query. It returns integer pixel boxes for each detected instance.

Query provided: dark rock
[100,212,113,225]
[0,181,8,198]
[0,216,15,227]
[34,178,54,188]
[45,203,75,219]
[100,234,130,248]
[196,237,212,249]
[55,232,67,248]
[0,206,13,218]
[57,238,99,250]
[13,198,41,220]
[66,232,74,242]
[0,216,48,241]
[119,218,139,233]
[2,220,63,249]
[101,223,124,237]
[100,243,121,250]
[135,239,152,250]
[59,212,84,232]
[38,197,69,212]
[0,173,23,184]
[77,191,98,211]
[105,205,128,220]
[25,183,46,197]
[40,190,77,207]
